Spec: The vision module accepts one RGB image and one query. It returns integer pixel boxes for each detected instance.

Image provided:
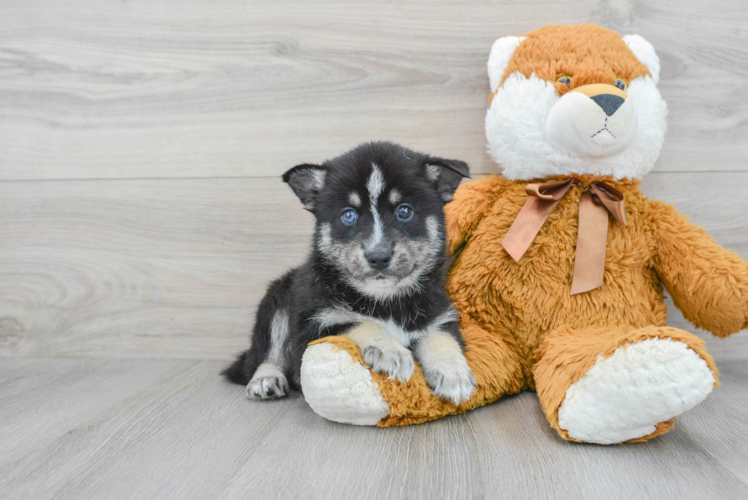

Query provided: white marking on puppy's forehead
[388,189,402,205]
[348,191,361,207]
[366,164,385,248]
[367,163,385,200]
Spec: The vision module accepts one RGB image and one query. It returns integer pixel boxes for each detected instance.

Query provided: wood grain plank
[0,358,200,496]
[0,177,313,359]
[678,363,748,485]
[220,409,482,500]
[0,0,746,180]
[1,359,746,500]
[1,172,747,361]
[0,359,299,499]
[466,363,748,499]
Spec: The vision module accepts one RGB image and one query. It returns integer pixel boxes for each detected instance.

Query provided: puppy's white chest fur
[313,306,460,346]
[313,307,423,345]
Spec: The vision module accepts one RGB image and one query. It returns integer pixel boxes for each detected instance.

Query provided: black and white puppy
[222,141,476,405]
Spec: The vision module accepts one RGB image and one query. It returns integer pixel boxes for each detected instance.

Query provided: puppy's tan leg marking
[415,330,476,405]
[347,322,415,382]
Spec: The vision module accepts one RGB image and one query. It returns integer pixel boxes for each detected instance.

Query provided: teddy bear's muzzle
[546,83,638,159]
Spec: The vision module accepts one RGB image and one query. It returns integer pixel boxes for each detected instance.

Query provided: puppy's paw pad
[424,365,476,406]
[362,346,415,383]
[246,375,289,400]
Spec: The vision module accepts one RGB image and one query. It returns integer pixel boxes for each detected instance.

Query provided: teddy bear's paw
[557,338,716,444]
[300,342,390,425]
[362,345,415,383]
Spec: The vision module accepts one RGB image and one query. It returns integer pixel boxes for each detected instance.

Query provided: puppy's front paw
[362,345,415,383]
[246,375,289,400]
[347,321,415,382]
[423,363,476,406]
[416,331,477,405]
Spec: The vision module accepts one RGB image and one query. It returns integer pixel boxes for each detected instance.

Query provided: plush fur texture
[301,342,391,425]
[298,25,747,444]
[486,24,667,181]
[223,141,477,405]
[556,337,715,444]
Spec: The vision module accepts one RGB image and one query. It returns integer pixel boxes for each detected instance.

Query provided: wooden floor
[2,0,748,498]
[1,359,747,500]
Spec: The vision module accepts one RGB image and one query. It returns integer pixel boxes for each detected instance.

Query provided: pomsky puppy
[222,141,477,405]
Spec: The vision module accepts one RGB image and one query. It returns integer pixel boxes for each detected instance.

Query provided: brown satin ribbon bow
[501,178,627,295]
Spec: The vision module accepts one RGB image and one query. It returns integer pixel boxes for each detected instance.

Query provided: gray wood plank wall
[1,0,747,361]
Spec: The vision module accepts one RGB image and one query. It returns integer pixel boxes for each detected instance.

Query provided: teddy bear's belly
[447,217,668,361]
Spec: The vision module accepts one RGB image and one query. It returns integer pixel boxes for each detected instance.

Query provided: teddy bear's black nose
[591,94,625,116]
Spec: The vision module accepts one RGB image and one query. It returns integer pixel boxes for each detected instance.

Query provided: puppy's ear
[424,158,470,203]
[282,163,328,211]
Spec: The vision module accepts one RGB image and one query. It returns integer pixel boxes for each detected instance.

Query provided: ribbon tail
[590,182,627,226]
[570,192,610,295]
[501,197,561,262]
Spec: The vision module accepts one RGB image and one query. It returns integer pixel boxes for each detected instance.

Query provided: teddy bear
[297,24,748,444]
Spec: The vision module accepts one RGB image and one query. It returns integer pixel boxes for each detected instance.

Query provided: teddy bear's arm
[444,175,507,255]
[650,199,748,337]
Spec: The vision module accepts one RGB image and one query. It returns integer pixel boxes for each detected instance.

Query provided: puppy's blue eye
[341,208,358,225]
[396,204,414,222]
[615,78,627,91]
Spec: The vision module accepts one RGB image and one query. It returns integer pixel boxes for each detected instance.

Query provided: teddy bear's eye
[615,78,627,91]
[556,76,571,86]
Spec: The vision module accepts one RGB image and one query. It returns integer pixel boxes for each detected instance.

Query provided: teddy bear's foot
[535,325,719,444]
[300,341,390,425]
[558,337,715,444]
[301,324,525,427]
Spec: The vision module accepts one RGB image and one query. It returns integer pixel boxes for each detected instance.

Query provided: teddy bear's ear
[487,36,526,92]
[424,158,470,203]
[623,34,661,84]
[282,163,328,212]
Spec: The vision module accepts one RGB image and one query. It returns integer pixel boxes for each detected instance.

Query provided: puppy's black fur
[222,141,470,400]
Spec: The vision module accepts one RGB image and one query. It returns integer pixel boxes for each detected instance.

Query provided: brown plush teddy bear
[298,24,748,444]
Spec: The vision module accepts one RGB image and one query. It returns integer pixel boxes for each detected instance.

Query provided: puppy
[222,141,476,405]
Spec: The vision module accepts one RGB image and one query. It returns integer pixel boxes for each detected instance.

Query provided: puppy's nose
[590,94,625,116]
[365,249,393,271]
